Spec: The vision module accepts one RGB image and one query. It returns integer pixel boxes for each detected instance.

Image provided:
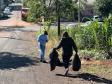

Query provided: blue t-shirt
[38,34,48,46]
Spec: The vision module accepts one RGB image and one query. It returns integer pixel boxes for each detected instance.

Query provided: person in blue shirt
[38,31,48,63]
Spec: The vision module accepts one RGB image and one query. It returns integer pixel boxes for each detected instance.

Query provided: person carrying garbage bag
[54,31,80,76]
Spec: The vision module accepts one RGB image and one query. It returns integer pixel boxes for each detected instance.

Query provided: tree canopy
[95,0,112,17]
[23,0,78,22]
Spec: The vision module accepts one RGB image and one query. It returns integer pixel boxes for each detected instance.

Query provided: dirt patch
[0,19,32,27]
[81,59,102,65]
[81,59,112,67]
[101,60,112,67]
[0,32,11,37]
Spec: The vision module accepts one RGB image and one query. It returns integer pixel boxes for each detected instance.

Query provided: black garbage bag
[49,48,61,71]
[72,53,81,71]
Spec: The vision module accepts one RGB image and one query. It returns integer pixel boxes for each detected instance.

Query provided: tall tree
[74,0,87,22]
[95,0,112,17]
[23,0,78,36]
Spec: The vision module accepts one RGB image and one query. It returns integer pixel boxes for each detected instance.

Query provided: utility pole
[42,0,45,30]
[56,0,61,37]
[78,0,80,27]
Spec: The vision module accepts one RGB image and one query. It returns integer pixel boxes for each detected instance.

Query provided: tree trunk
[56,0,61,37]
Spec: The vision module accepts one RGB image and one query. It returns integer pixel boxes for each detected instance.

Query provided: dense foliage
[23,0,78,22]
[95,0,112,17]
[67,19,112,59]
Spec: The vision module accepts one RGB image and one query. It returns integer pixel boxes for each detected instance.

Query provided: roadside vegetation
[36,16,112,60]
[23,0,112,60]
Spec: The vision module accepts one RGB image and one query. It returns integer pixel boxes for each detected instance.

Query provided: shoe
[40,59,43,62]
[50,66,56,71]
[42,60,47,63]
[64,69,69,76]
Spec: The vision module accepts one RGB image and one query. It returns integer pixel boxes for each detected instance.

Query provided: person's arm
[55,39,63,50]
[37,35,41,42]
[46,35,48,42]
[37,35,40,48]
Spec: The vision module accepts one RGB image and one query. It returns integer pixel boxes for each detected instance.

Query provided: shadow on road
[0,26,36,32]
[56,73,112,84]
[0,52,40,70]
[0,36,33,42]
[0,26,25,31]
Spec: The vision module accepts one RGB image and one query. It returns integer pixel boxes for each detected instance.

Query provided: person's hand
[76,51,78,54]
[46,40,48,42]
[53,47,57,50]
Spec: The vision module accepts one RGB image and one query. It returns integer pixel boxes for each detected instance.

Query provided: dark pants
[62,53,72,69]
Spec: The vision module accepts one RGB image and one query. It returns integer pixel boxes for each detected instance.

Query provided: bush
[65,20,112,59]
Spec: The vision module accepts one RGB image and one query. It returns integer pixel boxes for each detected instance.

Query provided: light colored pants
[39,44,45,60]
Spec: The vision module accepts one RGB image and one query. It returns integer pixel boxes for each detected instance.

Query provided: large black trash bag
[72,53,81,71]
[49,48,61,71]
